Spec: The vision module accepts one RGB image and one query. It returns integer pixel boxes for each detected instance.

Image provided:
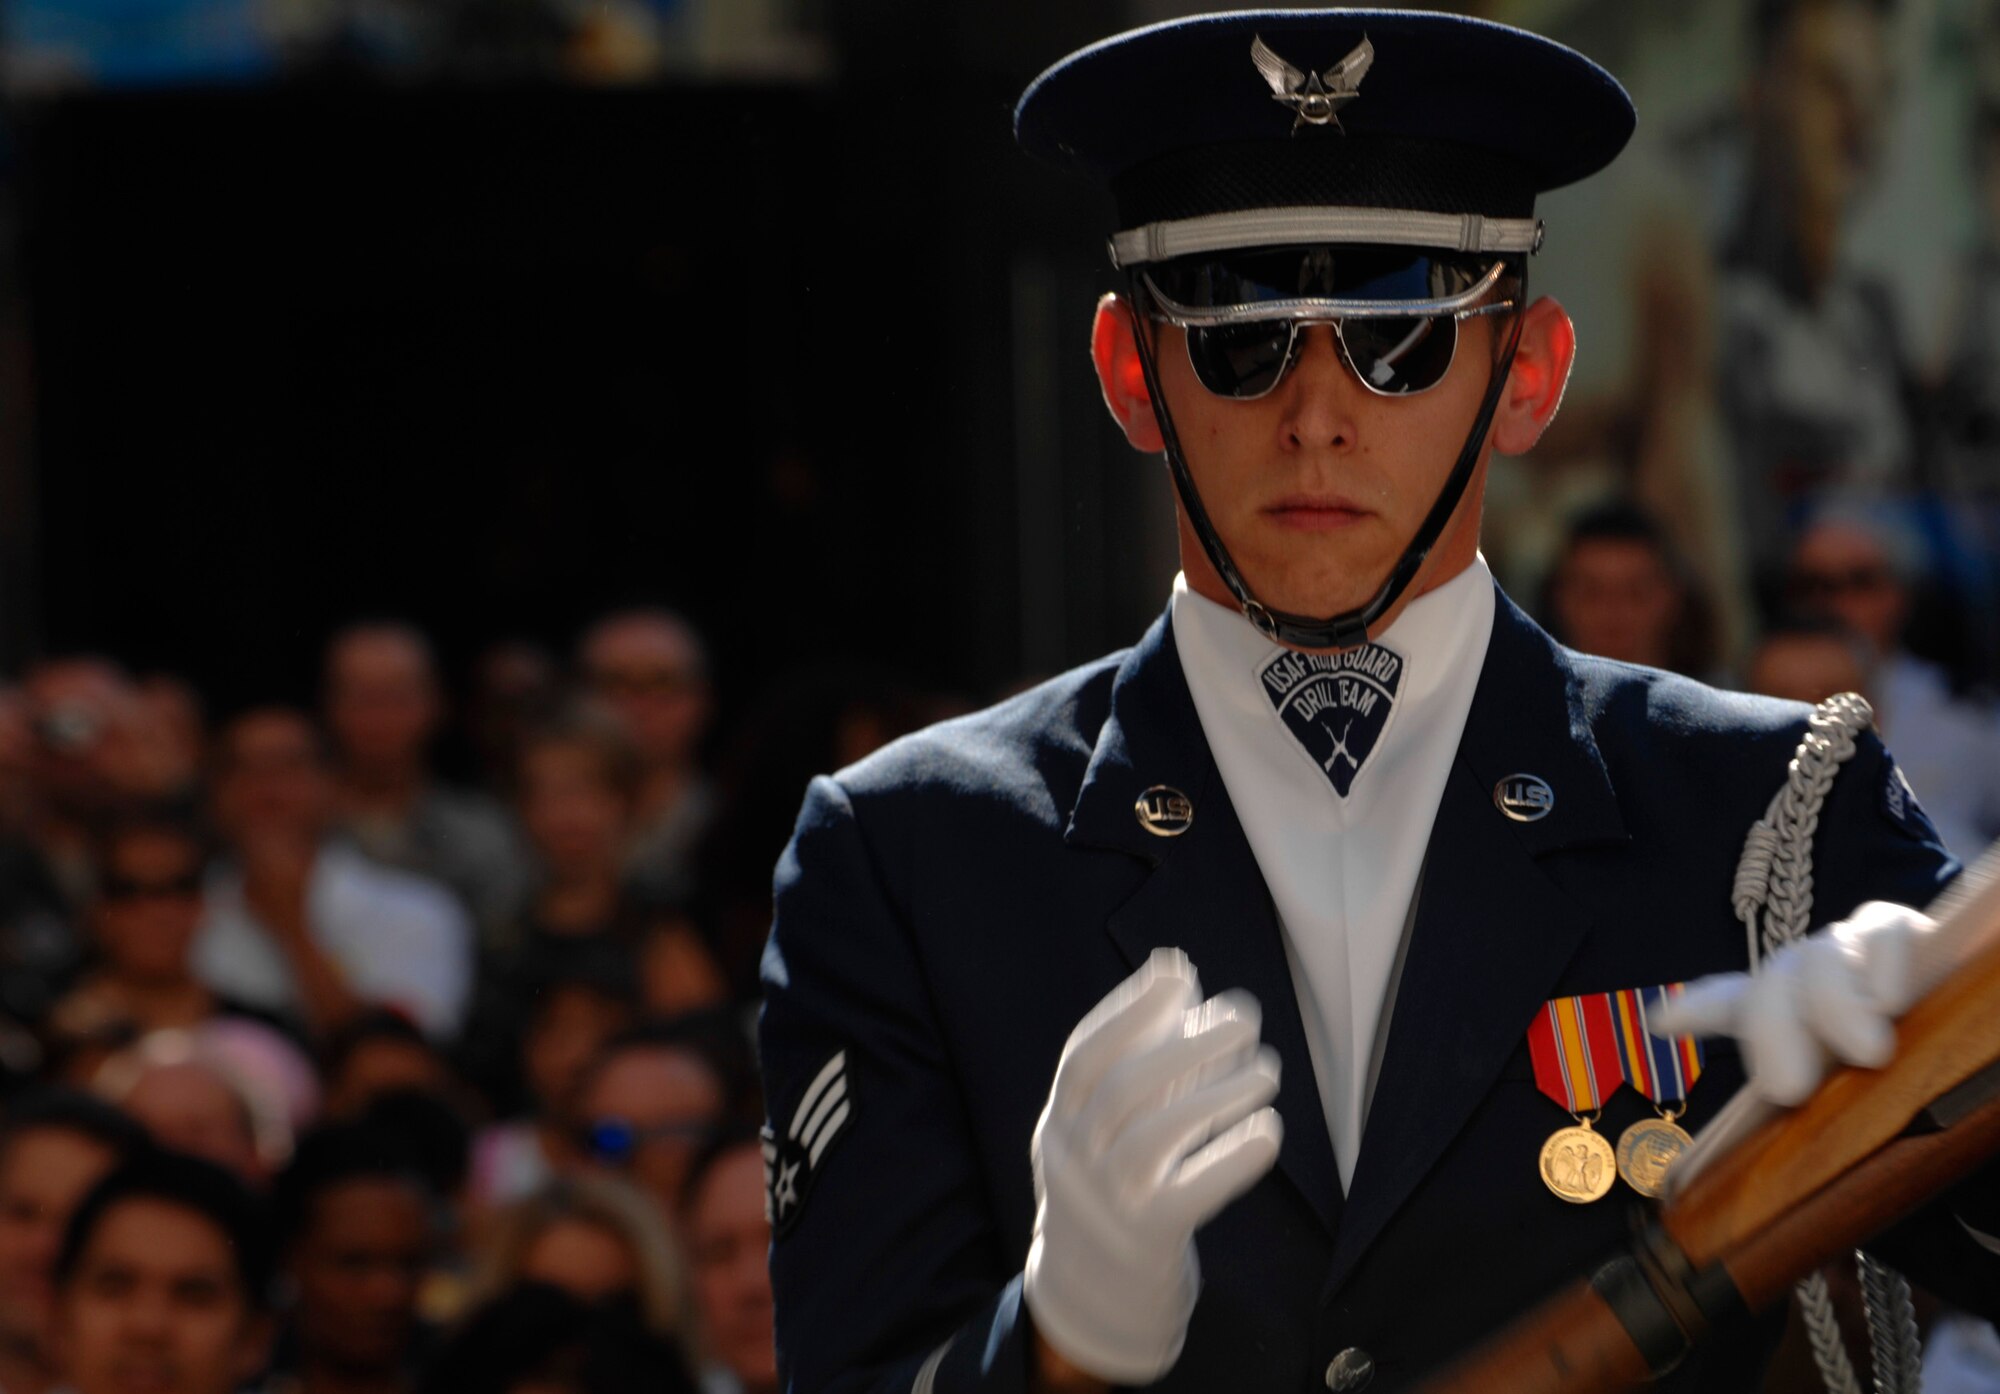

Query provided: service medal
[1614,1114,1692,1198]
[1540,1120,1616,1204]
[1526,994,1627,1204]
[1607,983,1706,1198]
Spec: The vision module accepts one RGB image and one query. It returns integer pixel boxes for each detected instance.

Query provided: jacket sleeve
[759,774,1035,1394]
[1811,730,2000,1322]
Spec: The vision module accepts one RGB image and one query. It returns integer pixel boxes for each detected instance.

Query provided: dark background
[1,0,1178,714]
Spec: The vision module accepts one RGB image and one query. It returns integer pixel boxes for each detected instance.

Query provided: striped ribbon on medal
[1526,992,1627,1113]
[1610,983,1705,1107]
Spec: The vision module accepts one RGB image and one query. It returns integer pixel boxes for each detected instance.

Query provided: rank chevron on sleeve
[764,1050,855,1238]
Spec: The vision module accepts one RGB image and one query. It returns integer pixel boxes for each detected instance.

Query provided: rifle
[1414,846,2000,1393]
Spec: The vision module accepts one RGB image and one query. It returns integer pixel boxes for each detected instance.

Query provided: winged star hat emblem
[1251,33,1374,133]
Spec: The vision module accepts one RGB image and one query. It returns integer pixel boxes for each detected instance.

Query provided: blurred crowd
[0,606,969,1394]
[1539,495,2000,860]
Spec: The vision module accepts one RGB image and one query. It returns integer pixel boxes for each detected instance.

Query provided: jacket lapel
[1067,613,1345,1240]
[1325,590,1631,1294]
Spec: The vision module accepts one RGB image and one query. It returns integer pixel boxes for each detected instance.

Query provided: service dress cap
[1015,9,1635,267]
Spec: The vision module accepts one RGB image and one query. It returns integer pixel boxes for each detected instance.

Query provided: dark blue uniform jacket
[760,587,1996,1393]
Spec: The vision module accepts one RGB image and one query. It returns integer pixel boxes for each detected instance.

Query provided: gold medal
[1615,1111,1693,1199]
[1539,1118,1615,1204]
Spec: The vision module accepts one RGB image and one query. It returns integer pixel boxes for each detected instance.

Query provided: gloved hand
[1023,948,1283,1385]
[1648,901,1934,1107]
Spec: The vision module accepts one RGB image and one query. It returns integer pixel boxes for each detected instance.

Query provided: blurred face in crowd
[53,1197,268,1394]
[524,985,633,1116]
[134,676,205,794]
[1747,632,1871,706]
[24,660,173,815]
[471,643,558,785]
[324,628,441,778]
[1754,0,1893,228]
[213,711,334,846]
[287,1176,430,1377]
[518,1216,638,1307]
[580,615,712,771]
[322,1035,450,1122]
[1787,521,1906,655]
[93,829,207,986]
[118,1063,261,1182]
[519,740,629,881]
[0,1128,121,1359]
[686,1144,777,1394]
[575,1046,724,1215]
[1547,537,1683,669]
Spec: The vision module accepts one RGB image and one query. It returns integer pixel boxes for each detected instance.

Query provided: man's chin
[1238,575,1389,627]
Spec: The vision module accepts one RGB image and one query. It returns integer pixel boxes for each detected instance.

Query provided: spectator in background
[94,1030,284,1185]
[133,674,206,795]
[323,623,524,947]
[319,1010,456,1124]
[1744,615,1875,705]
[467,642,560,801]
[577,609,715,906]
[468,956,636,1217]
[468,1176,683,1340]
[0,1089,144,1394]
[420,1281,697,1394]
[21,657,199,911]
[270,1122,438,1394]
[504,710,721,1009]
[1786,508,2000,855]
[1719,0,1911,575]
[680,1132,776,1394]
[50,1150,274,1394]
[45,805,281,1079]
[1540,502,1717,677]
[0,688,72,1028]
[570,1024,730,1227]
[193,708,472,1040]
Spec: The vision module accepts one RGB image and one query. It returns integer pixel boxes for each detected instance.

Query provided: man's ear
[1489,295,1577,456]
[1091,293,1165,453]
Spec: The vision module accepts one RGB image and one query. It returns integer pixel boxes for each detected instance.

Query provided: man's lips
[1263,496,1373,531]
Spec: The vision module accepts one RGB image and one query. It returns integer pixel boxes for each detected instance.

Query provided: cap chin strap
[1124,262,1527,652]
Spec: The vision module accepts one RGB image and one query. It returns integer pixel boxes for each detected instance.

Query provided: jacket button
[1325,1348,1374,1391]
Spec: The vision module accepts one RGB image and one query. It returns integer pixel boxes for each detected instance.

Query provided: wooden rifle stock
[1414,870,2000,1394]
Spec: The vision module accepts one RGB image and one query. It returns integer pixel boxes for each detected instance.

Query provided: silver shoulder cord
[1731,692,1922,1394]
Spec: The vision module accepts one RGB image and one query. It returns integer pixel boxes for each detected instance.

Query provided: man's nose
[1276,324,1360,451]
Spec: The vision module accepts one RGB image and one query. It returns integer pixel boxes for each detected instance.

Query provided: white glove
[1648,902,1934,1107]
[1023,948,1283,1385]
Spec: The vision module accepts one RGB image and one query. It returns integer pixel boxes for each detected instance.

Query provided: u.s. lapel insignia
[1494,773,1555,823]
[763,1050,854,1238]
[1260,644,1403,797]
[1134,785,1195,837]
[1250,33,1374,133]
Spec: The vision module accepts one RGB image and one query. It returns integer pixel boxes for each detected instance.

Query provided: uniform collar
[1066,578,1627,861]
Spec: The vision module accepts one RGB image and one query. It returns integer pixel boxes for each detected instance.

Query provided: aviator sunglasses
[1141,252,1516,402]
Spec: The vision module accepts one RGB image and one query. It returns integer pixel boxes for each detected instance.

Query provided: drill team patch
[1881,763,1942,846]
[1260,643,1404,796]
[763,1050,853,1238]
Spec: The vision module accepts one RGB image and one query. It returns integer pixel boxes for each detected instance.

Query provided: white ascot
[1172,560,1495,1186]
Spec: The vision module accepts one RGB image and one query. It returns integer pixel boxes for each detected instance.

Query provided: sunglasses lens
[1185,322,1296,399]
[1336,315,1459,396]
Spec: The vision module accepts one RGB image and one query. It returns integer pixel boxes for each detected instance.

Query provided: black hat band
[1110,133,1541,226]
